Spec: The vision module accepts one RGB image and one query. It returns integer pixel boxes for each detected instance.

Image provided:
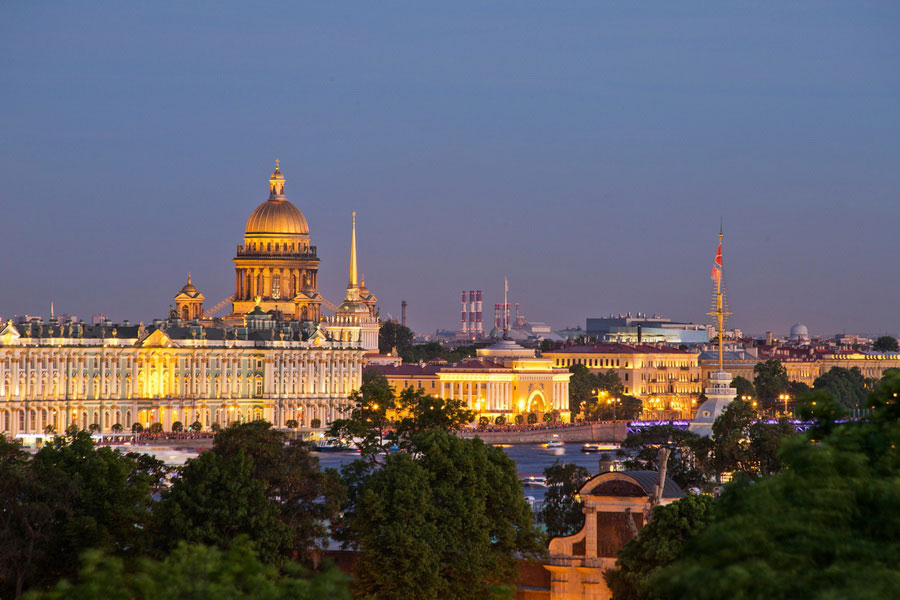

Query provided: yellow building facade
[373,339,572,422]
[0,319,364,435]
[543,344,702,420]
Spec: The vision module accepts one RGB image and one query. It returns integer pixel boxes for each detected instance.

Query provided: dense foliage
[605,494,714,600]
[540,461,591,537]
[1,423,348,599]
[613,371,900,599]
[377,321,414,355]
[872,335,899,352]
[813,366,872,409]
[24,540,350,600]
[343,430,544,600]
[567,364,638,419]
[752,359,790,410]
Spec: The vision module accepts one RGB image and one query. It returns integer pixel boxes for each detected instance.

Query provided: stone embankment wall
[458,422,627,445]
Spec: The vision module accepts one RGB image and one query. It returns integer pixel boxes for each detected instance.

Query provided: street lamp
[778,394,791,416]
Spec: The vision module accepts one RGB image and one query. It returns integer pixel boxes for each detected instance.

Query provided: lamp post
[778,394,791,417]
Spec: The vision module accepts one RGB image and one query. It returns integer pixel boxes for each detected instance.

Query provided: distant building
[543,344,702,419]
[370,339,571,422]
[586,314,709,345]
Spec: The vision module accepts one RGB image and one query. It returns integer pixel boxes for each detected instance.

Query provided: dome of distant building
[790,323,809,341]
[244,162,310,235]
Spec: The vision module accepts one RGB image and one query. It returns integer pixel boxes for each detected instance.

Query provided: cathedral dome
[245,161,310,236]
[245,198,309,235]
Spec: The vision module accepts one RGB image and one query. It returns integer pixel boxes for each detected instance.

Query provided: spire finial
[275,158,280,170]
[188,272,192,285]
[348,212,359,288]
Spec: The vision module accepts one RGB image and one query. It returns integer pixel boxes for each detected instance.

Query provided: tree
[0,437,76,600]
[171,421,184,433]
[210,422,344,563]
[151,450,288,564]
[343,431,543,600]
[813,366,871,409]
[327,370,397,459]
[27,432,155,587]
[378,321,414,355]
[623,426,711,490]
[285,419,298,429]
[131,422,143,433]
[541,461,591,538]
[495,415,506,425]
[650,372,900,599]
[753,359,789,409]
[87,423,100,433]
[872,335,899,352]
[111,423,123,433]
[211,422,222,432]
[148,422,163,434]
[605,494,714,600]
[190,420,203,432]
[25,540,351,600]
[309,418,321,429]
[43,424,55,435]
[567,364,625,417]
[731,375,755,399]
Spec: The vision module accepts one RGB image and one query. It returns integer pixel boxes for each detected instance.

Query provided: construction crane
[202,294,340,318]
[202,295,234,319]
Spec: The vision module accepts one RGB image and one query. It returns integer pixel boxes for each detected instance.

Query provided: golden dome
[180,273,198,294]
[245,198,309,235]
[245,161,310,235]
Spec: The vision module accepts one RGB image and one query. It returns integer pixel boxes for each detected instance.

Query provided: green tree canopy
[541,461,591,538]
[211,421,344,561]
[650,372,900,599]
[377,321,414,355]
[151,450,288,564]
[29,432,155,581]
[753,359,789,407]
[24,540,351,600]
[730,375,755,399]
[813,366,871,409]
[606,494,715,600]
[622,425,711,490]
[872,335,899,352]
[342,430,544,600]
[568,364,626,417]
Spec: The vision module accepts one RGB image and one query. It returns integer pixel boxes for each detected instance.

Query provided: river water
[131,441,624,503]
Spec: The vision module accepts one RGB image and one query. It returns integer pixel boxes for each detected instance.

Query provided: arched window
[182,306,189,320]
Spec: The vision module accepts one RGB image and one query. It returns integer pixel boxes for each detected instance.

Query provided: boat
[546,435,565,449]
[581,442,621,453]
[519,474,548,488]
[312,438,350,452]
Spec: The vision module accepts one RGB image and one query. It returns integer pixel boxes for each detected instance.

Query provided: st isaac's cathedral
[0,163,380,437]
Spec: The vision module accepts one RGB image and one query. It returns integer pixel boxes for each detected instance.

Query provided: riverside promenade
[458,421,627,445]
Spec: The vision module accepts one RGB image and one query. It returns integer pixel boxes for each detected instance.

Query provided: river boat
[312,438,351,452]
[520,474,548,488]
[581,442,621,453]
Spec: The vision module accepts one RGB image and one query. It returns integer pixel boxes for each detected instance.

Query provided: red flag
[710,240,722,281]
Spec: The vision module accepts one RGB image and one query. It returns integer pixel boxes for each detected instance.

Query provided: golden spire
[706,225,732,371]
[348,211,359,288]
[187,272,192,285]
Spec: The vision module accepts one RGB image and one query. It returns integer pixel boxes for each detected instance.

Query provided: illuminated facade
[373,339,572,422]
[173,274,204,320]
[543,344,702,419]
[0,318,363,435]
[230,162,323,322]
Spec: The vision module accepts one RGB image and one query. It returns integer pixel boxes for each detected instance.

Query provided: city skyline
[2,2,898,336]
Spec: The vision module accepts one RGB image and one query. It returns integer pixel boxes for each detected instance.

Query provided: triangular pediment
[0,320,21,345]
[135,329,178,348]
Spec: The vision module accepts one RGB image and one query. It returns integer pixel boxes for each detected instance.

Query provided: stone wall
[459,422,627,445]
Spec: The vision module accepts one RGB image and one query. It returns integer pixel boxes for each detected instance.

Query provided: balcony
[235,245,318,260]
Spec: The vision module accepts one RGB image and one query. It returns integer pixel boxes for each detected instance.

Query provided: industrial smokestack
[460,291,468,334]
[401,300,407,328]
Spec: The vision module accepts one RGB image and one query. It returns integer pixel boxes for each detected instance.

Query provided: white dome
[789,323,809,341]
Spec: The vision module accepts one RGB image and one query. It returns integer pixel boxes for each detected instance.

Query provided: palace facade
[1,162,381,436]
[372,339,572,422]
[0,319,364,435]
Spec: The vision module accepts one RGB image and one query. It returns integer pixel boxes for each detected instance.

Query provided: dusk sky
[1,2,898,337]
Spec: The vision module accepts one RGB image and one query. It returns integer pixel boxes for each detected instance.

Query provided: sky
[1,2,898,337]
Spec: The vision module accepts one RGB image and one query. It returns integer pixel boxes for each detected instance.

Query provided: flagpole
[716,229,724,372]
